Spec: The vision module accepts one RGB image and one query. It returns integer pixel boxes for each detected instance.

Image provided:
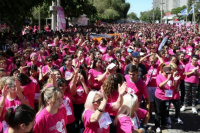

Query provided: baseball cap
[131,52,140,57]
[127,49,133,53]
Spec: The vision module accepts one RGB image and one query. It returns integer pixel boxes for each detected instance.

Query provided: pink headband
[30,53,37,59]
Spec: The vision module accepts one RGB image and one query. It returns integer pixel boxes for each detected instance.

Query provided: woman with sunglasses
[82,78,126,133]
[154,65,180,132]
[0,77,30,132]
[27,52,43,68]
[41,56,58,81]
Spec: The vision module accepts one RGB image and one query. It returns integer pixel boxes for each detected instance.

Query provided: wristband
[20,96,25,101]
[97,108,104,113]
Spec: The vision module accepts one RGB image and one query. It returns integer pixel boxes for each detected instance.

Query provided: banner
[57,6,66,30]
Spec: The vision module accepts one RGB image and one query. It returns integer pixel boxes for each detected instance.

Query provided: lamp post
[50,1,57,31]
[160,0,165,23]
[193,0,196,32]
[153,0,155,23]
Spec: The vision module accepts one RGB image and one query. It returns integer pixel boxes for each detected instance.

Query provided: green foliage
[0,0,52,32]
[170,5,186,20]
[62,0,97,19]
[127,12,139,20]
[140,7,162,23]
[187,0,200,22]
[171,5,187,15]
[91,0,130,21]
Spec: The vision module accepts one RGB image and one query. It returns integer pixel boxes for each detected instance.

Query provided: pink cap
[63,45,68,49]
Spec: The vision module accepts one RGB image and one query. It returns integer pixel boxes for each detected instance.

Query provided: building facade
[153,0,188,12]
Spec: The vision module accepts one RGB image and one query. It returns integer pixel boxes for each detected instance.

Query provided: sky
[126,0,152,17]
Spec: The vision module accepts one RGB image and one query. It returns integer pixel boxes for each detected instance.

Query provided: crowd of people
[0,22,199,133]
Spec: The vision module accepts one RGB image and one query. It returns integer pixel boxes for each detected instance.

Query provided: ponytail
[5,105,36,129]
[38,86,63,112]
[4,108,15,127]
[38,88,47,112]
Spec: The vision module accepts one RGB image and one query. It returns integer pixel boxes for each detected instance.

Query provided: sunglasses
[165,72,171,75]
[92,97,103,104]
[47,60,52,62]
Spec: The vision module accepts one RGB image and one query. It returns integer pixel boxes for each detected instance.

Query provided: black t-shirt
[124,63,147,80]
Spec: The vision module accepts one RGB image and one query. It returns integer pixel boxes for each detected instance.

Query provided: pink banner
[57,6,66,30]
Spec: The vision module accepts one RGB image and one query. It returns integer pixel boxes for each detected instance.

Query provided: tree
[171,5,187,15]
[91,0,130,21]
[140,7,161,23]
[0,0,52,32]
[187,0,200,23]
[127,12,139,20]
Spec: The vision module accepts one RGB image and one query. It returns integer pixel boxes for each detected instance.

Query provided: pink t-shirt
[125,75,149,103]
[83,109,111,133]
[185,46,193,58]
[177,61,186,80]
[68,46,77,55]
[107,91,119,116]
[59,66,74,80]
[184,63,200,84]
[41,65,57,74]
[37,55,46,64]
[117,108,147,133]
[63,91,75,124]
[72,85,87,104]
[85,56,92,66]
[155,74,174,100]
[102,54,115,63]
[88,69,104,90]
[29,77,40,103]
[22,81,36,108]
[146,65,159,87]
[0,97,21,132]
[98,45,107,54]
[34,106,68,133]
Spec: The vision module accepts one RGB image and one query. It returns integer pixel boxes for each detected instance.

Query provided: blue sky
[126,0,152,17]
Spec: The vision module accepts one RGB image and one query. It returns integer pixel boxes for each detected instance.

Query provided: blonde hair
[82,91,102,120]
[115,93,138,125]
[4,76,16,86]
[149,54,157,61]
[169,62,177,69]
[0,76,10,90]
[39,86,63,112]
[84,91,102,111]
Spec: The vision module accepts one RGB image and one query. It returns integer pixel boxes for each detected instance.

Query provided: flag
[187,8,193,16]
[188,4,194,16]
[180,8,187,15]
[158,36,168,51]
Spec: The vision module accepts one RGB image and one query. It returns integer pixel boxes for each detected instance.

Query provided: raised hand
[80,74,85,83]
[167,74,172,80]
[118,82,127,95]
[15,80,22,94]
[2,84,8,97]
[174,75,181,81]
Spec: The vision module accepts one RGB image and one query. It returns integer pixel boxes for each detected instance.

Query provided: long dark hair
[92,58,102,69]
[79,64,87,82]
[17,73,32,86]
[5,104,36,130]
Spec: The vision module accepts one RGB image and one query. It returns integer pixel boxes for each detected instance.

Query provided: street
[149,104,200,133]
